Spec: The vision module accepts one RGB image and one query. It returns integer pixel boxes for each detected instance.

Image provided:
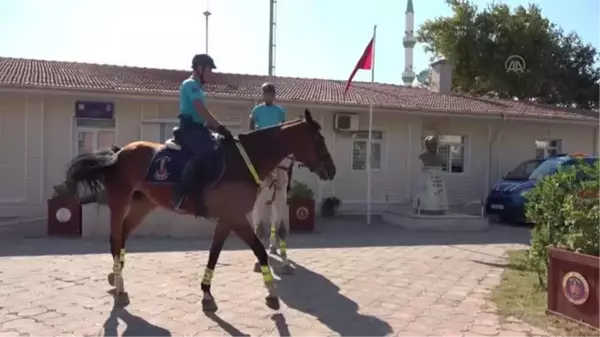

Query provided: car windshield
[504,159,543,180]
[529,158,563,180]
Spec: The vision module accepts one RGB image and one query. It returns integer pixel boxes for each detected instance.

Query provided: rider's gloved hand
[217,125,234,142]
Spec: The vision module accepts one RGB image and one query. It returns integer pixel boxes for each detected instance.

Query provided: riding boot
[172,157,200,211]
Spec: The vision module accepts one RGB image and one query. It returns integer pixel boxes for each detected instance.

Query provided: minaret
[402,0,416,85]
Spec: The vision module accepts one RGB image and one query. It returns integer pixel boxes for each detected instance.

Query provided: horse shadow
[269,257,392,336]
[103,293,171,337]
[204,312,250,336]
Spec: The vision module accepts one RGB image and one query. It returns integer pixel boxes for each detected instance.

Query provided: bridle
[276,154,297,171]
[262,154,296,205]
[302,133,331,179]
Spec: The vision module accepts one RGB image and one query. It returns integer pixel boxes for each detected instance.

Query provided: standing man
[249,83,292,189]
[250,83,292,254]
[249,83,285,131]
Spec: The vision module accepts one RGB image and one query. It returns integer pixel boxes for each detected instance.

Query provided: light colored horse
[252,157,294,274]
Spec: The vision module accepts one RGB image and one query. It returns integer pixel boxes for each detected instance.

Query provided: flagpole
[366,25,377,225]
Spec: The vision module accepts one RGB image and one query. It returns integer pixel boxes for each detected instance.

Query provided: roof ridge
[0,56,401,87]
[0,56,597,121]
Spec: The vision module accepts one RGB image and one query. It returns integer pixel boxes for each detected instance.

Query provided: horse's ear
[304,109,314,124]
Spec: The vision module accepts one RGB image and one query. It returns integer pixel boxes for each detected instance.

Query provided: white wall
[0,90,598,223]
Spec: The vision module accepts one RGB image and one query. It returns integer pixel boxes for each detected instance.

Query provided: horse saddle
[144,128,225,187]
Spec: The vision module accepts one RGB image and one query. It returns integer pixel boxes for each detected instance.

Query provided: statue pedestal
[413,167,448,214]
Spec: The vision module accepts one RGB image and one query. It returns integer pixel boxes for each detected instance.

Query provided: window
[504,159,544,180]
[535,139,562,159]
[159,123,178,143]
[422,134,466,173]
[75,118,116,155]
[352,131,383,170]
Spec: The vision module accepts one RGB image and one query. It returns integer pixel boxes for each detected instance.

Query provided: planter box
[547,247,599,329]
[288,198,315,232]
[47,198,82,237]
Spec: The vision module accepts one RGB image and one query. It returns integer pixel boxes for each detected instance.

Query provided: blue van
[485,154,598,223]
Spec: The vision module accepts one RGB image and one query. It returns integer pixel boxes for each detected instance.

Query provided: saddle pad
[144,146,225,186]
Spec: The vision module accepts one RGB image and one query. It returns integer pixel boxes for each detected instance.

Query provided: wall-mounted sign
[75,101,114,119]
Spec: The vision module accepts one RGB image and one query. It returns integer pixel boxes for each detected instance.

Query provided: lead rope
[268,156,295,204]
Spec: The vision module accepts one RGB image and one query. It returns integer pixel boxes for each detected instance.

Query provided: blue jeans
[176,115,215,157]
[172,116,215,210]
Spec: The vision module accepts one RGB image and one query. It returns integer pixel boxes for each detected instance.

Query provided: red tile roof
[0,57,597,122]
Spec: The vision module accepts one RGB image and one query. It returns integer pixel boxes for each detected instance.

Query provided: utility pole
[268,0,277,76]
[203,1,211,54]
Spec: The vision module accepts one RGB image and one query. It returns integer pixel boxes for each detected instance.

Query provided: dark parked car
[486,154,598,223]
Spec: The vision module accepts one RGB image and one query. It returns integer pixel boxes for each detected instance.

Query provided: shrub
[525,159,599,287]
[321,196,341,217]
[52,181,107,205]
[289,181,314,200]
[51,182,71,200]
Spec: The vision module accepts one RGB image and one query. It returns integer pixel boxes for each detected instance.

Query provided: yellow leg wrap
[119,249,126,268]
[261,265,274,283]
[270,224,276,241]
[112,258,121,273]
[279,240,287,257]
[202,268,214,285]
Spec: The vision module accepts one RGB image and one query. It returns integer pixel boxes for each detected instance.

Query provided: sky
[0,0,598,85]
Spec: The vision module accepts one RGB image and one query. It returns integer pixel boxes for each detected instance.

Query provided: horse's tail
[65,145,122,200]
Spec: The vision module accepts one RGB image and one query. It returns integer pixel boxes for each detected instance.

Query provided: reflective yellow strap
[202,268,214,285]
[279,240,287,251]
[235,142,261,185]
[270,225,276,239]
[260,265,274,283]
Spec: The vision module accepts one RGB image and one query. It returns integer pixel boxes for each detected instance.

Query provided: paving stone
[0,224,550,336]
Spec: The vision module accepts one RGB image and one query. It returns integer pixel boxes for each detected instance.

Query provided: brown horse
[65,109,336,312]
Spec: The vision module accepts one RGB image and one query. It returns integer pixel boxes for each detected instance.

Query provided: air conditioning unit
[334,113,359,132]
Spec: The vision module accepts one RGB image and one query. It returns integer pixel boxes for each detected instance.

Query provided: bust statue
[419,135,445,167]
[413,135,448,215]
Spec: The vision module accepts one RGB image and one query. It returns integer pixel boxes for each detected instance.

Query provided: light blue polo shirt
[251,104,286,129]
[179,77,207,125]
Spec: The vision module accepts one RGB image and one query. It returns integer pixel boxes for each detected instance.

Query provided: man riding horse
[171,54,234,212]
[65,52,337,312]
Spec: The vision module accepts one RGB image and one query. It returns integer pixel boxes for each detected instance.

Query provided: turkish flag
[344,37,374,95]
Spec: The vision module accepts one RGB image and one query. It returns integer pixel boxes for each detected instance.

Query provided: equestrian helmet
[191,54,216,70]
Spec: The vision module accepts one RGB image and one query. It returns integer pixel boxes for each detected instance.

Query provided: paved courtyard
[0,219,550,336]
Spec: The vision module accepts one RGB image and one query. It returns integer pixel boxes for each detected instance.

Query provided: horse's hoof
[281,264,294,275]
[269,246,278,255]
[265,296,280,310]
[107,273,115,286]
[115,292,130,307]
[253,262,261,273]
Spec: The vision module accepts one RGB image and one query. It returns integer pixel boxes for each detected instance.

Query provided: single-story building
[0,57,598,236]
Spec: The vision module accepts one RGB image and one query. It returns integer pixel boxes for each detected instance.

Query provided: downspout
[486,112,506,195]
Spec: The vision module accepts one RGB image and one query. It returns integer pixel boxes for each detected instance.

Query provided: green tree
[416,0,599,109]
